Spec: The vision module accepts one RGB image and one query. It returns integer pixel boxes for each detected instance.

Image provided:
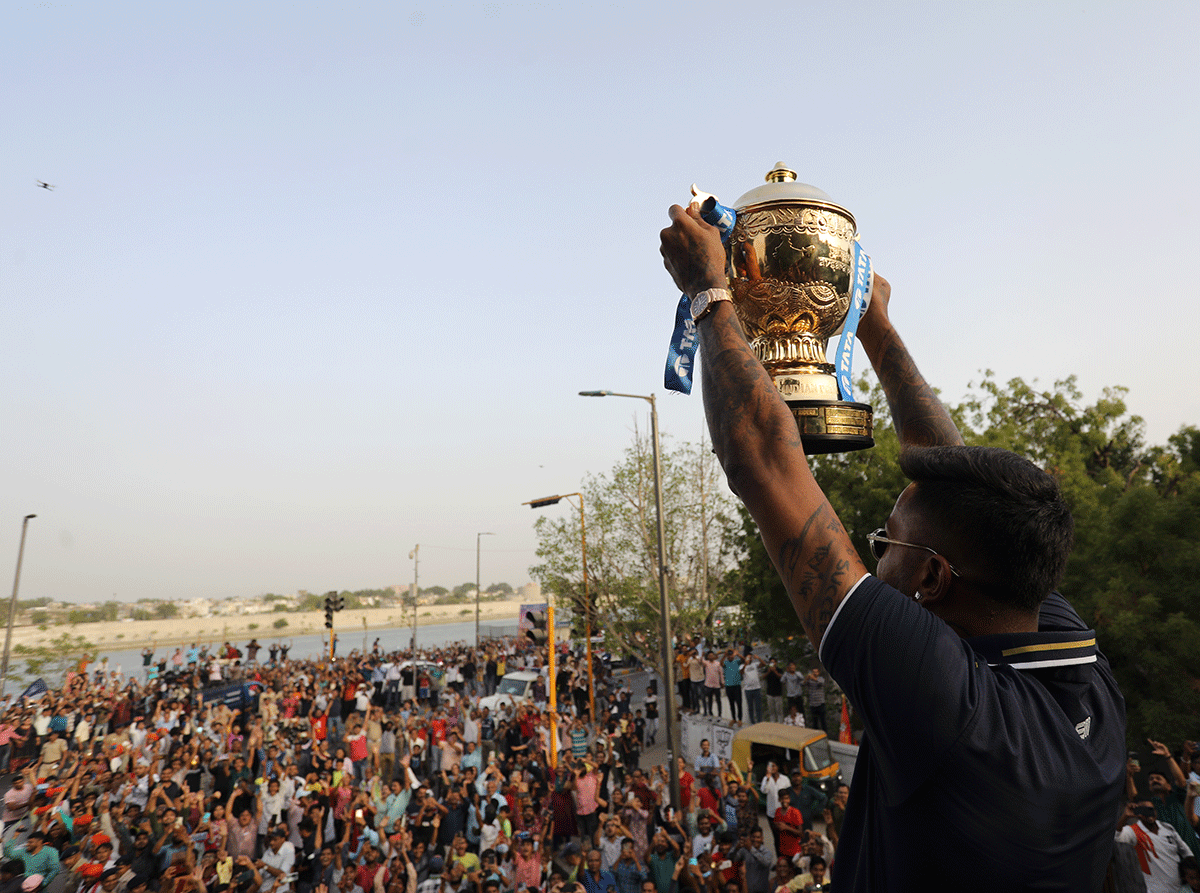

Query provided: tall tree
[530,428,741,666]
[735,372,1200,746]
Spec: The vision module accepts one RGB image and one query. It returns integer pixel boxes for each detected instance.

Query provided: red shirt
[697,787,721,815]
[356,864,386,892]
[774,806,804,856]
[679,771,695,811]
[310,715,328,742]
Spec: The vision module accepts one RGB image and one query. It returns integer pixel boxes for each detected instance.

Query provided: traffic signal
[524,607,549,646]
[324,594,334,629]
[333,594,346,611]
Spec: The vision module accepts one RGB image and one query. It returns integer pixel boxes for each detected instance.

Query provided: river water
[21,617,516,693]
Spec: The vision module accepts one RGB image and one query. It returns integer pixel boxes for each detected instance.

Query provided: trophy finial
[766,162,797,183]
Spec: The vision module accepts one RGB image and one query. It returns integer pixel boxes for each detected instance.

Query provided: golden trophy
[722,163,874,453]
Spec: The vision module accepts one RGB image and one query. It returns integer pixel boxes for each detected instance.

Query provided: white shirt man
[261,828,297,893]
[742,657,762,692]
[759,762,791,817]
[462,712,479,747]
[354,685,372,715]
[1114,804,1192,893]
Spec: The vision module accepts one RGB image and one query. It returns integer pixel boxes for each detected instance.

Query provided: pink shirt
[704,660,722,688]
[575,771,600,816]
[513,852,541,888]
[226,818,257,860]
[3,785,32,823]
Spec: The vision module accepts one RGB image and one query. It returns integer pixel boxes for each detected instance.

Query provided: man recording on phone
[660,201,1126,891]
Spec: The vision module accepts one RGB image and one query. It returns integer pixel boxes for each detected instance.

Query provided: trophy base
[788,400,874,454]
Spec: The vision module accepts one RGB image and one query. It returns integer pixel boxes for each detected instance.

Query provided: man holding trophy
[658,167,1125,890]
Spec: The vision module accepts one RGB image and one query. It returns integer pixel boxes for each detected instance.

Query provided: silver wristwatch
[690,287,733,322]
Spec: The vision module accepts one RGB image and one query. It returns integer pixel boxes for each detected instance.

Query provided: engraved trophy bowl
[727,162,873,453]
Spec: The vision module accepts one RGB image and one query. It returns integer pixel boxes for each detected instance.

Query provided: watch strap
[691,287,733,322]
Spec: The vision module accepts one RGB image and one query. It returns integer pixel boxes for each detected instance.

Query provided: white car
[477,670,540,714]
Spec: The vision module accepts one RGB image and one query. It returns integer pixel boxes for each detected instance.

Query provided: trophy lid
[733,162,854,227]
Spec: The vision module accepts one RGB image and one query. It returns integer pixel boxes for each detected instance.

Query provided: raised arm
[660,203,866,649]
[855,275,964,448]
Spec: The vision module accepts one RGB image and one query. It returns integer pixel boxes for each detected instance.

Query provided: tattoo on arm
[873,328,964,448]
[777,505,853,645]
[699,309,800,477]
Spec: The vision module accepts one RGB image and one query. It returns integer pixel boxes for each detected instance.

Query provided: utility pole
[1,515,36,695]
[409,545,419,652]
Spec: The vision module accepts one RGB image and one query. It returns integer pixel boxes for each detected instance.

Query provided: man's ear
[913,554,955,606]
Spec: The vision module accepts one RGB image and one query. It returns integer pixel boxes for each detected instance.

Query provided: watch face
[690,293,710,321]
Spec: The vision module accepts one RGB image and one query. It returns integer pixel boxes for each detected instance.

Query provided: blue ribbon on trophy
[664,186,737,395]
[834,240,873,403]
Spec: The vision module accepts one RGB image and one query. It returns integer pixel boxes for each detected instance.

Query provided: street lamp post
[579,390,681,813]
[2,514,36,695]
[523,493,595,723]
[475,532,495,649]
[408,545,419,653]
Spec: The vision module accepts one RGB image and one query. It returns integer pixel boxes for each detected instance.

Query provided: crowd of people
[0,632,1194,893]
[671,647,825,733]
[0,633,835,893]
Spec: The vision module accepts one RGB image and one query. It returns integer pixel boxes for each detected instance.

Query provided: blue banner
[664,192,736,395]
[19,678,48,701]
[834,241,872,403]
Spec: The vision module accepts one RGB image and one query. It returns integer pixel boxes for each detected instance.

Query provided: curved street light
[475,532,495,649]
[579,389,681,813]
[523,493,595,723]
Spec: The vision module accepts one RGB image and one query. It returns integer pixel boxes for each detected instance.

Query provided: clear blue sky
[4,1,1198,603]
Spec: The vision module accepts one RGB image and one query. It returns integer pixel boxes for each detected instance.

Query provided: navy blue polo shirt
[820,575,1125,892]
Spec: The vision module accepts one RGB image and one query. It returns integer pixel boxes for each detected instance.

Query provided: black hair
[899,445,1074,611]
[809,857,826,871]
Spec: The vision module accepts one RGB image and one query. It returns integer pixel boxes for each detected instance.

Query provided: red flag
[839,698,853,744]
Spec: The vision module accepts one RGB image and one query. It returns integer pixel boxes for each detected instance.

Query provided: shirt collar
[966,628,1098,670]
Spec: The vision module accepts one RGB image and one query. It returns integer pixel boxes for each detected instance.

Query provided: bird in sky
[36,180,55,190]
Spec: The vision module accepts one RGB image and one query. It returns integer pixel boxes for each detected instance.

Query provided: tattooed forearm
[698,306,802,484]
[869,326,964,448]
[694,304,863,651]
[778,504,854,644]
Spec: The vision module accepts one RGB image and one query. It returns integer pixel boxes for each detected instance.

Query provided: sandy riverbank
[9,596,534,652]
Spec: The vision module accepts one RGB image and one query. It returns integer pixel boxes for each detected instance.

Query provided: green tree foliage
[62,601,122,624]
[0,597,50,626]
[735,371,1200,746]
[296,593,325,612]
[531,429,741,666]
[9,633,95,686]
[153,602,180,619]
[487,582,514,595]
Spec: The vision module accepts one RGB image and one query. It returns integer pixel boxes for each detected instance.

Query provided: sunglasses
[866,529,960,576]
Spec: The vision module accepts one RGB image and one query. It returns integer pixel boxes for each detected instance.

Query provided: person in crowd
[1117,798,1192,893]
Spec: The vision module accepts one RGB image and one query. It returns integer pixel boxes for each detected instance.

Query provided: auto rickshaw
[731,721,843,797]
